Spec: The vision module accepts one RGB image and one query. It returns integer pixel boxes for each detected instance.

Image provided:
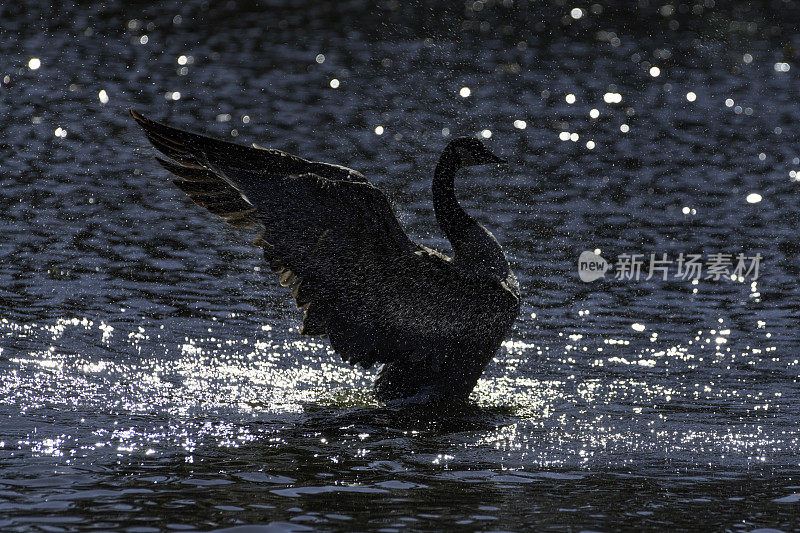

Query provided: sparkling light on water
[4,5,800,529]
[746,193,762,203]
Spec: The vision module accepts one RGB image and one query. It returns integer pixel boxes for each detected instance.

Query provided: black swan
[131,110,520,403]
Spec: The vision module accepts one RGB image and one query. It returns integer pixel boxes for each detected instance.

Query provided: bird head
[448,137,506,167]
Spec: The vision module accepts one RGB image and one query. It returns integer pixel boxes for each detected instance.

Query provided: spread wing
[131,110,484,369]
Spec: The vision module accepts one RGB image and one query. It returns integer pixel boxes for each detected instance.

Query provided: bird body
[131,110,520,403]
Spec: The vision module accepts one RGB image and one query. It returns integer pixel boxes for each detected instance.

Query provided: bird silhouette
[131,110,520,403]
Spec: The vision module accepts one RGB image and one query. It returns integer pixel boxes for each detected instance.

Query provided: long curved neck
[432,146,511,277]
[433,147,476,252]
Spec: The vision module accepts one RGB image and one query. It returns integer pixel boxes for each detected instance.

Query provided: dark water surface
[2,1,800,530]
